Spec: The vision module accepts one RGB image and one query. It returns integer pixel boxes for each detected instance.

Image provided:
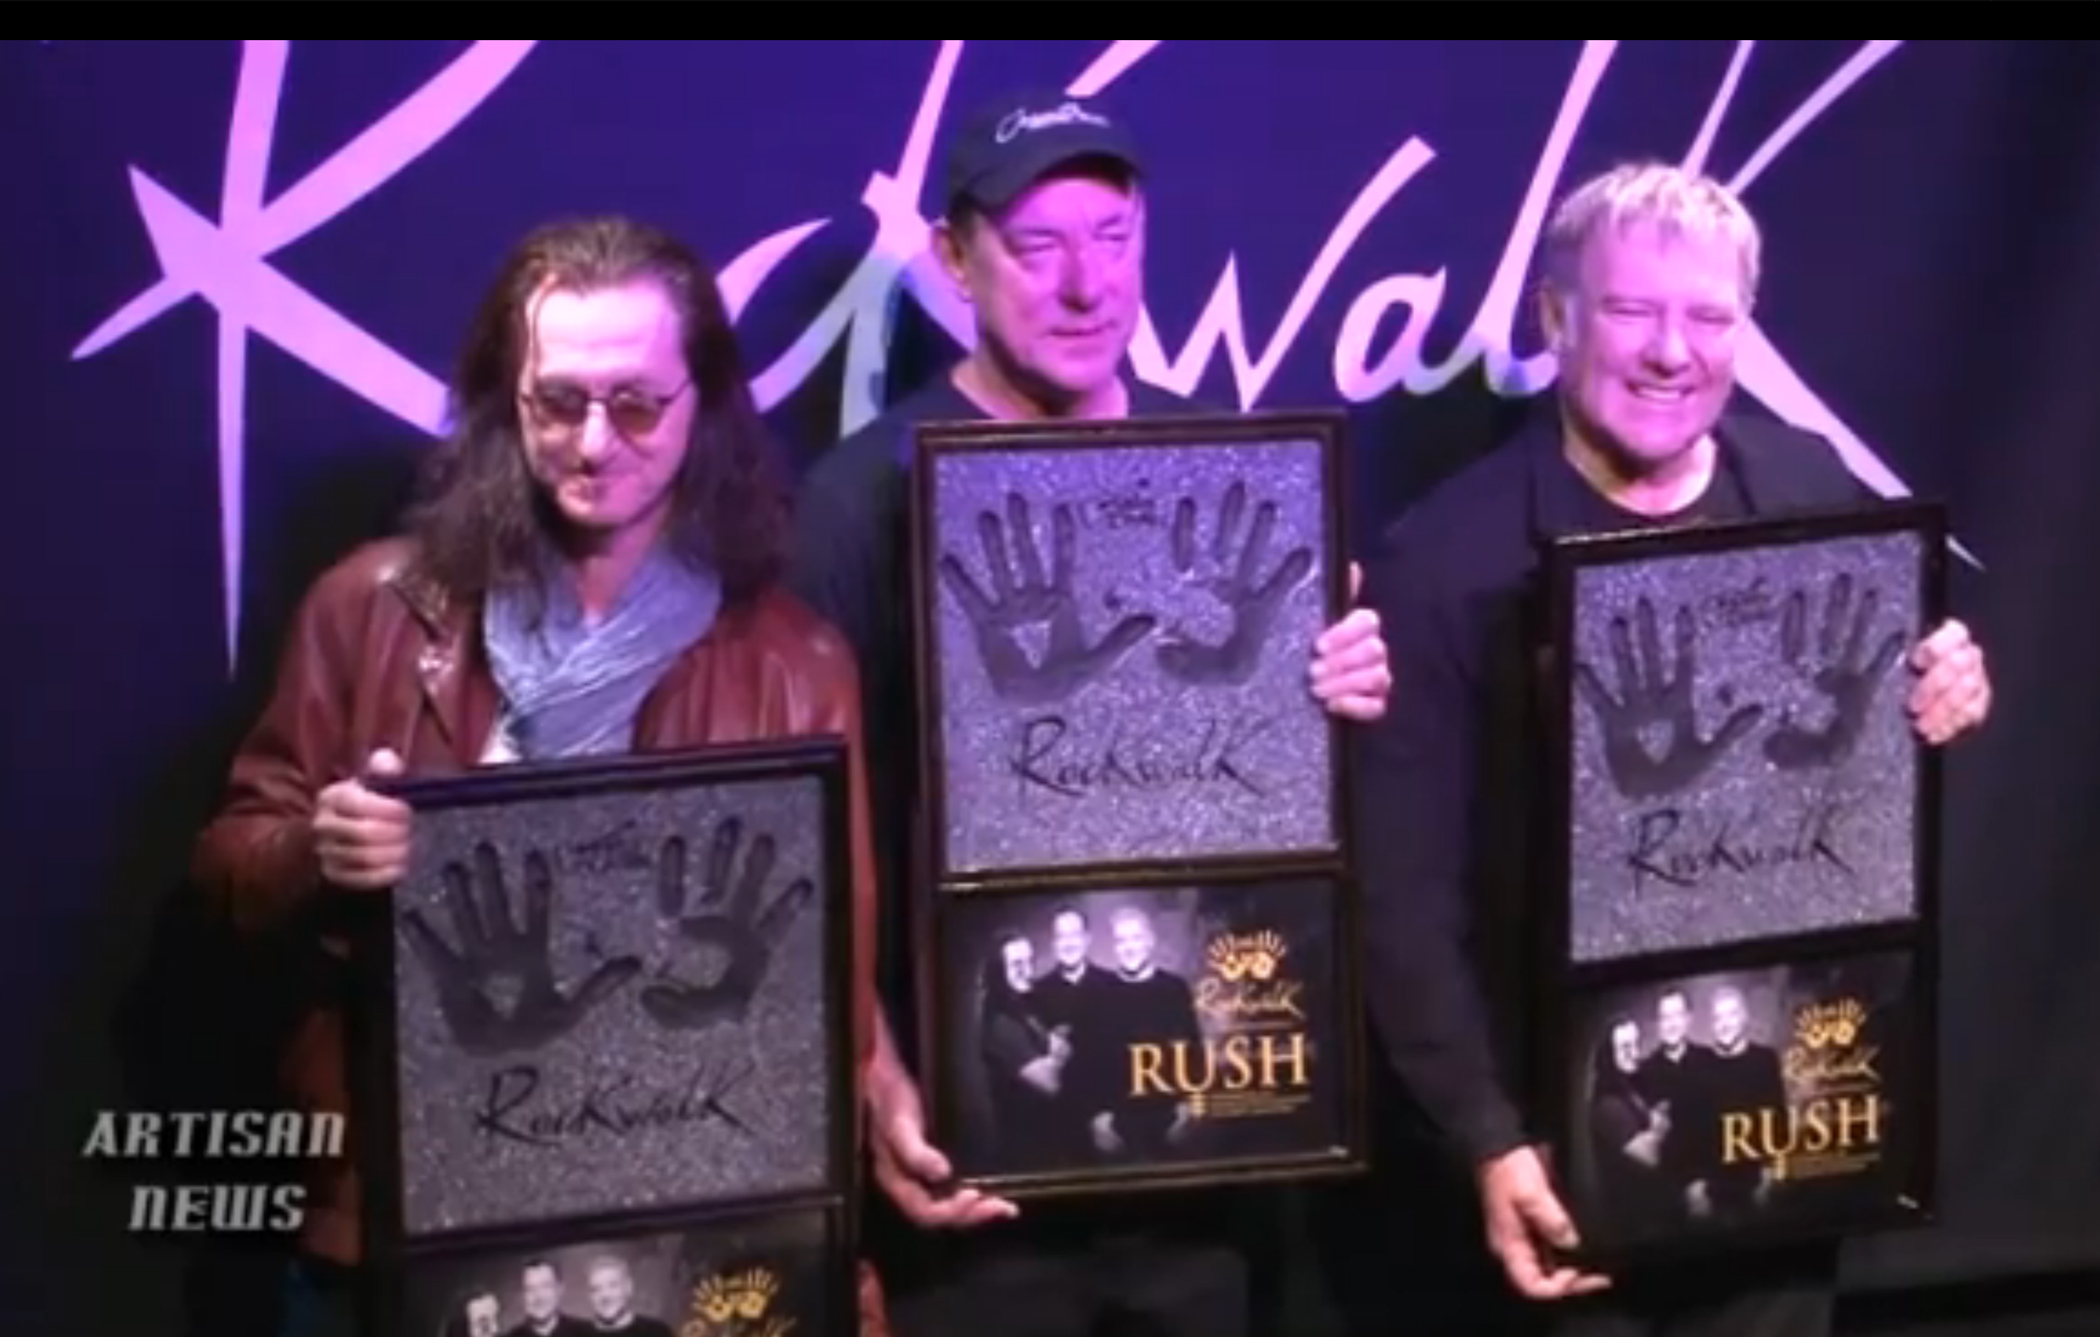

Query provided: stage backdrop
[4,39,2098,1335]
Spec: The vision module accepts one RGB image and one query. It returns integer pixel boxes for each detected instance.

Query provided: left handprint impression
[401,843,644,1056]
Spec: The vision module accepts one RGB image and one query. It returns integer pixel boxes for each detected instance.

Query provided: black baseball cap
[943,87,1143,218]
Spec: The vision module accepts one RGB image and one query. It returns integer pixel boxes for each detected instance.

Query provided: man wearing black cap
[789,87,1393,1336]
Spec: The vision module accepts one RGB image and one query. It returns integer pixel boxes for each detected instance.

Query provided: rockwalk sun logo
[1180,928,1312,1121]
[1793,997,1869,1052]
[66,38,1946,668]
[1203,930,1290,987]
[684,1266,794,1337]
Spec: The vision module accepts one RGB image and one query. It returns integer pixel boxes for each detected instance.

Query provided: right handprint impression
[1762,573,1906,771]
[937,492,1158,706]
[1154,479,1316,687]
[639,816,815,1032]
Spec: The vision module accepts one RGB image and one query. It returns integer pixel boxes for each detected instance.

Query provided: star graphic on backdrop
[1685,40,1973,562]
[70,40,537,667]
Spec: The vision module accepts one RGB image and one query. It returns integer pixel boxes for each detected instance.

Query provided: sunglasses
[520,378,691,439]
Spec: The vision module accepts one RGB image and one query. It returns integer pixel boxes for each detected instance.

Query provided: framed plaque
[1544,503,1946,966]
[383,1200,849,1337]
[354,740,856,1248]
[1543,943,1932,1266]
[1538,501,1947,1260]
[910,411,1351,887]
[924,871,1366,1199]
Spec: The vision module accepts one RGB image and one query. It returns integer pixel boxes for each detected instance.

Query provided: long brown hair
[404,216,786,605]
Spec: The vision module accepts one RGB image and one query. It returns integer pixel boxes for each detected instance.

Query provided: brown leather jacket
[191,537,887,1331]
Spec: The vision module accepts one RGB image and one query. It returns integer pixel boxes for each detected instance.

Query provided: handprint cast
[936,493,1158,706]
[1763,573,1907,771]
[1159,481,1318,687]
[1574,600,1765,801]
[937,480,1317,704]
[401,845,644,1057]
[641,816,815,1031]
[1575,573,1908,801]
[401,816,813,1055]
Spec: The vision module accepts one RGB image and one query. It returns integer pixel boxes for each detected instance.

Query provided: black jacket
[1354,400,1877,1167]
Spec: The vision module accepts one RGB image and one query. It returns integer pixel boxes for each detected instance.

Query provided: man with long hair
[191,216,887,1337]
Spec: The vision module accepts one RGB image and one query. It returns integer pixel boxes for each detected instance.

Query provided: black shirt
[1696,1040,1789,1207]
[1638,1043,1724,1191]
[1096,968,1205,1154]
[1354,401,1877,1168]
[1033,964,1123,1156]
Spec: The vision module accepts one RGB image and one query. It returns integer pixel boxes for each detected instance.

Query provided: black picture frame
[1536,501,1946,1263]
[909,410,1354,891]
[372,1197,853,1337]
[348,739,858,1261]
[921,868,1367,1200]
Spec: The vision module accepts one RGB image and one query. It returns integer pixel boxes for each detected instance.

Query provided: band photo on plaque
[360,741,855,1245]
[929,876,1361,1196]
[1549,504,1945,966]
[912,412,1350,884]
[397,1202,841,1337]
[1554,945,1926,1262]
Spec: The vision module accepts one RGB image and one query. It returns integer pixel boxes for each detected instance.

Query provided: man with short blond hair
[583,1255,672,1336]
[1354,160,1992,1335]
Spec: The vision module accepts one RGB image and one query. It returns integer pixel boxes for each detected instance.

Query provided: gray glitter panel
[929,441,1336,875]
[390,774,836,1237]
[1566,530,1925,963]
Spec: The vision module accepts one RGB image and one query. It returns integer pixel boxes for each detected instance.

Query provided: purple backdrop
[4,39,2098,1335]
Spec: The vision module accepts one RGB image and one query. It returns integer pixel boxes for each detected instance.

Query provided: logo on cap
[995,100,1111,145]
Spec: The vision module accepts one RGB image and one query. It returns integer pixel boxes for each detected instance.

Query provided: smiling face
[1712,988,1748,1050]
[516,278,696,547]
[1611,1019,1641,1072]
[520,1264,560,1321]
[1656,990,1691,1050]
[1547,216,1748,475]
[586,1258,632,1324]
[1001,936,1035,991]
[1109,909,1154,976]
[938,165,1144,414]
[1051,909,1088,970]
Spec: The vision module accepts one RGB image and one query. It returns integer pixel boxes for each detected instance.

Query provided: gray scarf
[481,545,722,760]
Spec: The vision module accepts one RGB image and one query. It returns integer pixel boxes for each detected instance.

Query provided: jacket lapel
[390,567,498,768]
